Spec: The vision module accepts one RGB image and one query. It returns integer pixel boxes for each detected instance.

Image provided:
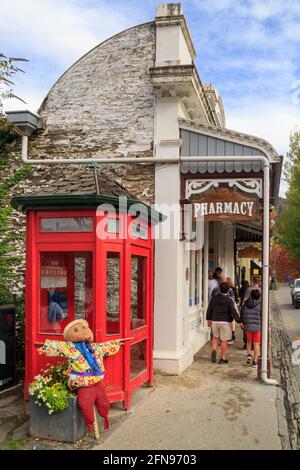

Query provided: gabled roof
[179,118,283,203]
[179,118,281,163]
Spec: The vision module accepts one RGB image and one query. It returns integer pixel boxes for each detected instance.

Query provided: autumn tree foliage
[0,53,28,116]
[270,245,300,282]
[278,129,300,258]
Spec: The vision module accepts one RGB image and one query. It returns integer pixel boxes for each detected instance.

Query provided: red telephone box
[12,172,163,410]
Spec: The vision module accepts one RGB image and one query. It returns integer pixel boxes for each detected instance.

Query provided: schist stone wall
[30,21,156,201]
[2,22,157,296]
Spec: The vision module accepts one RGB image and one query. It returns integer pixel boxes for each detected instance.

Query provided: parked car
[291,279,300,309]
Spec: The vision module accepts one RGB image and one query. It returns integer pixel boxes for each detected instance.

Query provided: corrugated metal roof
[180,129,264,174]
[181,161,263,174]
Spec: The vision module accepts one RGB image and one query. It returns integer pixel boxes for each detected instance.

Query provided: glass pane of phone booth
[130,255,147,330]
[39,252,93,334]
[40,217,93,232]
[130,339,147,379]
[106,252,121,335]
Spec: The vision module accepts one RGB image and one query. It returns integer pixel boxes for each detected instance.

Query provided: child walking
[240,289,261,368]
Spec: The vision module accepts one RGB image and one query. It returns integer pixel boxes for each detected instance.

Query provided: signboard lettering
[192,187,258,221]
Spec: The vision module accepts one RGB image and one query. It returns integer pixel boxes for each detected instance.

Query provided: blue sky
[2,0,300,195]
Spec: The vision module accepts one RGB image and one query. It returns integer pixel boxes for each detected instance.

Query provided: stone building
[5,3,282,376]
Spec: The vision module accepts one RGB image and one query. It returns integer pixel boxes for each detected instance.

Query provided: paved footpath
[94,330,281,450]
[1,312,286,450]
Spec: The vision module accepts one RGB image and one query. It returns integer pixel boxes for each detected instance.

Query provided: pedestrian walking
[240,289,261,368]
[243,277,261,306]
[240,277,261,349]
[270,274,276,290]
[226,277,239,343]
[211,274,227,298]
[206,282,240,364]
[239,280,249,307]
[208,267,223,301]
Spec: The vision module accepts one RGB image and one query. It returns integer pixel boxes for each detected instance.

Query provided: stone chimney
[156,3,183,17]
[155,3,196,66]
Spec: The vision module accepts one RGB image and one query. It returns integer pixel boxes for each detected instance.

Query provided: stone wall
[2,21,157,296]
[30,21,156,202]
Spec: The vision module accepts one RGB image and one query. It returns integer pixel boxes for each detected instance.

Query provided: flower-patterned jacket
[38,340,120,389]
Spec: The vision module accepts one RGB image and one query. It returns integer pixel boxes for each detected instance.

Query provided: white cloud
[1,0,139,111]
[227,100,300,155]
[226,100,300,195]
[2,0,300,199]
[1,0,132,66]
[4,86,44,114]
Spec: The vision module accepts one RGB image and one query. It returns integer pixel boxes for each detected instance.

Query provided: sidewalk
[94,330,281,450]
[0,330,282,450]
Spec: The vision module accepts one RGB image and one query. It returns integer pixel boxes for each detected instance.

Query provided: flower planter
[29,395,87,443]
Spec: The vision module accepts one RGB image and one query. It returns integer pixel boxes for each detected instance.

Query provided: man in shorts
[206,282,240,364]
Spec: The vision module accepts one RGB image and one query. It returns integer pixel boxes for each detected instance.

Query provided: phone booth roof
[11,165,164,225]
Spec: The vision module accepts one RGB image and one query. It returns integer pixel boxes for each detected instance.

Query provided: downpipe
[21,136,279,385]
[261,162,279,386]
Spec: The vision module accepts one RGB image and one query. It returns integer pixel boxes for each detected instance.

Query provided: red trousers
[77,382,110,433]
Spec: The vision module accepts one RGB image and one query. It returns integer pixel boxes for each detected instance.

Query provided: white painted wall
[179,27,193,65]
[224,224,235,280]
[155,3,193,67]
[156,25,181,65]
[153,93,182,371]
[153,5,210,374]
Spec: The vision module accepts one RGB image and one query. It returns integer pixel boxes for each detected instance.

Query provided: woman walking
[226,277,239,342]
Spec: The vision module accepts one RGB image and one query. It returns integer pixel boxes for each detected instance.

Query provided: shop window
[130,339,146,379]
[130,255,146,330]
[40,217,93,233]
[39,252,93,334]
[189,250,194,307]
[195,251,200,305]
[189,250,201,308]
[74,257,93,321]
[106,252,120,335]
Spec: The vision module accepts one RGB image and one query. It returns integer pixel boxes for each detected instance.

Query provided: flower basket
[29,395,87,443]
[28,362,87,443]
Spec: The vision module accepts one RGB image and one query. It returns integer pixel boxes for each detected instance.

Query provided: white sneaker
[246,354,252,365]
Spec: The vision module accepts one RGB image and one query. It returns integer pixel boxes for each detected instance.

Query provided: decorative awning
[181,161,263,174]
[180,128,264,174]
[179,123,283,203]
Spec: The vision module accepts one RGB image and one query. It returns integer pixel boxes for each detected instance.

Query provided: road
[273,284,300,385]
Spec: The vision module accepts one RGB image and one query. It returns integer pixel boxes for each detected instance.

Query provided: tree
[0,53,28,116]
[278,129,300,258]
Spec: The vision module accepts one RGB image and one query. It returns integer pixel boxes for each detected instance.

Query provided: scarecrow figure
[38,319,123,438]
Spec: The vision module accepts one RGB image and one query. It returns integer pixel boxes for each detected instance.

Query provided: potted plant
[28,362,87,443]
